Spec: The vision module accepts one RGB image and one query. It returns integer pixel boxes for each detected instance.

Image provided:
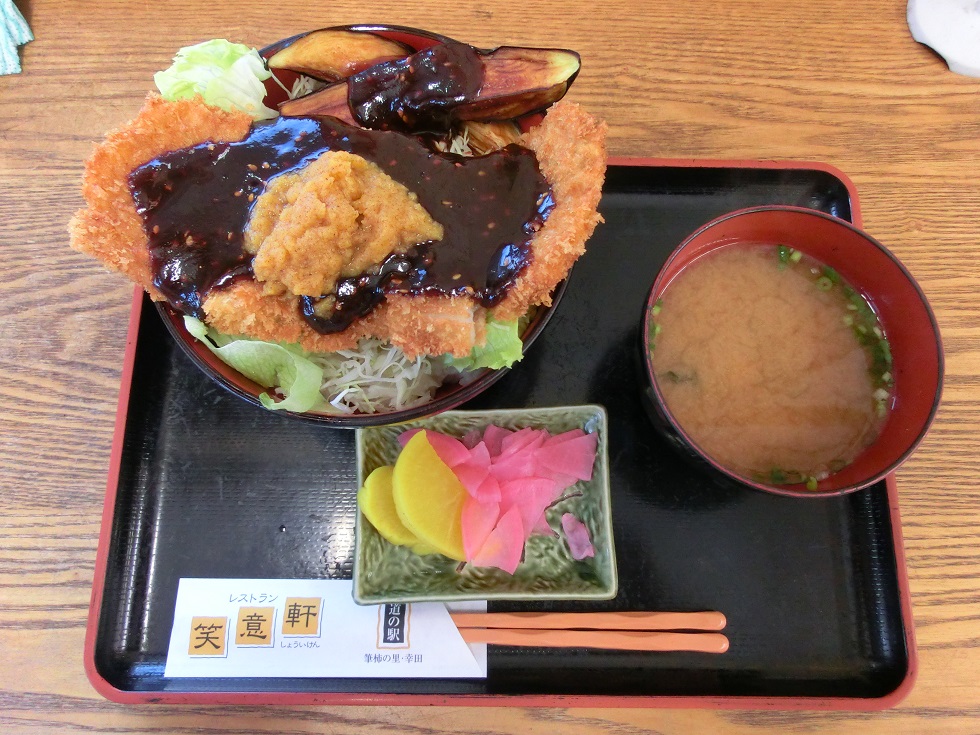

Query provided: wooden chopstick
[450,611,729,652]
[449,610,727,632]
[457,628,730,653]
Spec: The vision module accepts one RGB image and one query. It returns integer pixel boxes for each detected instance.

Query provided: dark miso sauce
[347,40,484,134]
[129,115,553,332]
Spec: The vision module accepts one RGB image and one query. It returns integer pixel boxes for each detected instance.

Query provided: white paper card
[163,578,487,678]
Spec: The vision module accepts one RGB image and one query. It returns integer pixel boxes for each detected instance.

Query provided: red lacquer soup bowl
[641,206,943,498]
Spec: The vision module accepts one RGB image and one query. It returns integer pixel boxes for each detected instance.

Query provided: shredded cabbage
[309,339,453,415]
[449,127,472,155]
[154,39,277,120]
[288,74,327,99]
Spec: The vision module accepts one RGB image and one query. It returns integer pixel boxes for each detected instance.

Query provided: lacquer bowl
[641,206,943,497]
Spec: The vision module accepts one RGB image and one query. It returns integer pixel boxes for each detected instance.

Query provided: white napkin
[908,0,980,77]
[1,0,32,75]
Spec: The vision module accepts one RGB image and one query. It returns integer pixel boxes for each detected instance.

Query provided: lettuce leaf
[184,316,325,413]
[447,317,524,371]
[154,39,277,120]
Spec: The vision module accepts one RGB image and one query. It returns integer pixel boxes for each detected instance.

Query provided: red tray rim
[84,157,917,709]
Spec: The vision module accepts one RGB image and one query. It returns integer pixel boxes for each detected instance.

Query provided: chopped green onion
[789,249,803,263]
[648,321,661,347]
[821,265,841,285]
[777,245,791,263]
[816,276,834,291]
[651,299,662,317]
[880,339,892,365]
[661,369,695,384]
[805,476,818,491]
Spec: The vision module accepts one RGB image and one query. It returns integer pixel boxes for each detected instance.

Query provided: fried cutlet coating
[246,151,443,297]
[67,94,253,298]
[203,281,483,359]
[491,101,608,322]
[69,95,605,360]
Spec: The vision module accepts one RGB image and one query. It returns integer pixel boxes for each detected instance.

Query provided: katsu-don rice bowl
[69,25,607,425]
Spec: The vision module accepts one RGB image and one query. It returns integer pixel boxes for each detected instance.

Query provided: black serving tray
[86,161,915,707]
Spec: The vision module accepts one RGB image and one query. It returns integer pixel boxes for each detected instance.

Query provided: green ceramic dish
[353,405,617,604]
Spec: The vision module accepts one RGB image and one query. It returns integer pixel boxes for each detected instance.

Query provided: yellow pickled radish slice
[392,432,468,561]
[358,465,436,554]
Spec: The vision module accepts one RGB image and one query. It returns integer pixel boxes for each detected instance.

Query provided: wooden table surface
[2,0,978,732]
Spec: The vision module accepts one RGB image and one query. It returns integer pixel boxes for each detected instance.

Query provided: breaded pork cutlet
[68,95,253,299]
[69,96,606,359]
[494,102,607,322]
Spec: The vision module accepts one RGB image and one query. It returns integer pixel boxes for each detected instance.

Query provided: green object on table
[1,0,33,75]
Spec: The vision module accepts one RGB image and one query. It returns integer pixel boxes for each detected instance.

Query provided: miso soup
[649,243,893,488]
